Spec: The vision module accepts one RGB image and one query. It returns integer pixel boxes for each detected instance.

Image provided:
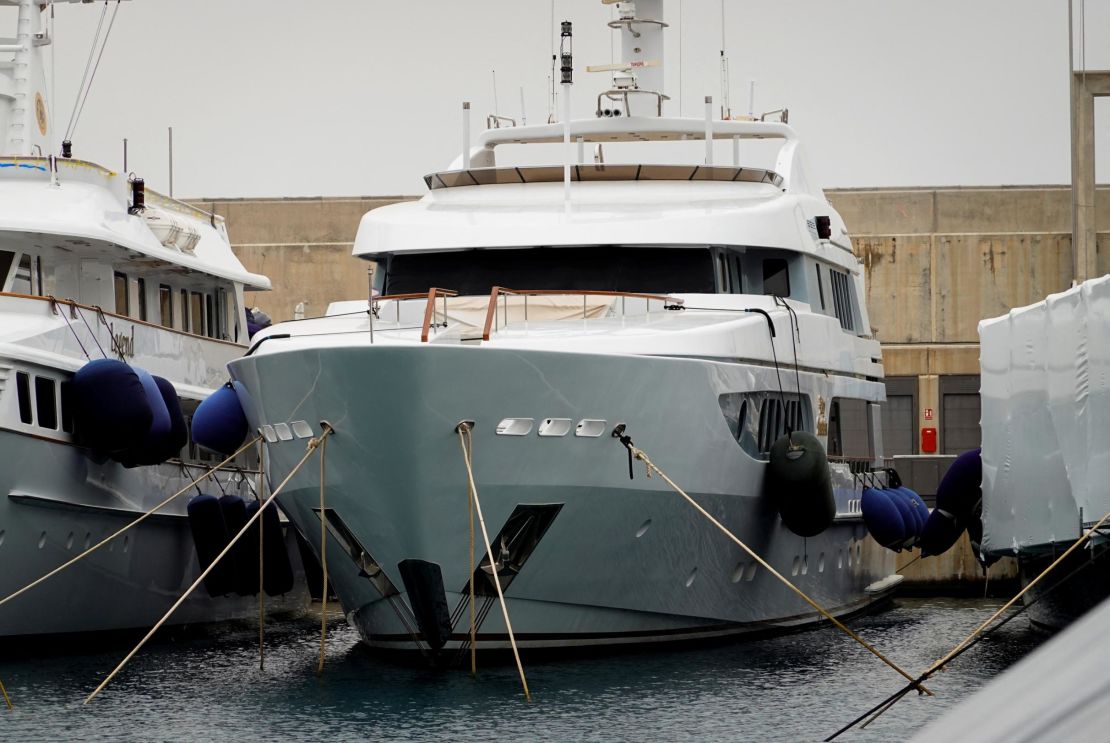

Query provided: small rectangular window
[218,289,230,339]
[16,371,32,424]
[205,293,215,337]
[829,269,855,331]
[136,278,148,321]
[60,380,74,433]
[159,285,174,328]
[190,292,204,334]
[0,250,15,290]
[34,376,57,430]
[181,289,190,332]
[114,272,129,315]
[815,263,825,310]
[763,258,790,296]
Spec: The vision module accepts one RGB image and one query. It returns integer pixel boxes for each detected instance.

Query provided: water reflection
[0,598,1045,742]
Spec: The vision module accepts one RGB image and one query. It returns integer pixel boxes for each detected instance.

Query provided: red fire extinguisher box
[921,427,937,453]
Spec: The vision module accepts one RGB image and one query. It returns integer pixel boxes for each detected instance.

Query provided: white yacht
[231,1,897,656]
[0,0,307,639]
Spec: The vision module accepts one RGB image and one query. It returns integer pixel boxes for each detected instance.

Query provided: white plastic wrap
[979,273,1110,557]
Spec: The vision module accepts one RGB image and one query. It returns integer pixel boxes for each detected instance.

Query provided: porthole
[818,553,826,573]
[291,420,313,439]
[261,424,277,443]
[791,556,800,576]
[744,563,757,581]
[0,530,5,547]
[575,419,607,437]
[38,531,46,549]
[801,557,809,575]
[495,418,534,436]
[66,532,74,550]
[538,418,572,437]
[685,568,698,588]
[635,519,651,538]
[274,422,293,441]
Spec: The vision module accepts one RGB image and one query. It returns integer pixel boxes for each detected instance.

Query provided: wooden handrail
[418,288,459,342]
[480,287,683,341]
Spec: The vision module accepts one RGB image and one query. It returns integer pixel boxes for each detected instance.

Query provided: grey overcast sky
[8,0,1109,198]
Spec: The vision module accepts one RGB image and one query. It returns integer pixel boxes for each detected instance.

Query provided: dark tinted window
[830,269,855,331]
[190,292,204,334]
[384,247,715,296]
[0,250,14,290]
[815,263,825,309]
[16,372,32,424]
[35,376,57,429]
[205,294,215,337]
[136,278,147,321]
[763,258,790,296]
[181,289,190,332]
[114,272,129,315]
[159,285,173,328]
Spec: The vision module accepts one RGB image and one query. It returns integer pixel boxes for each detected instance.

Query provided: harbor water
[0,597,1044,742]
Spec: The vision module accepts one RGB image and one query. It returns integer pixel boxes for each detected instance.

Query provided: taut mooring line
[456,422,531,702]
[84,429,334,705]
[0,436,263,612]
[257,438,266,671]
[0,676,11,711]
[826,506,1110,739]
[613,431,931,695]
[316,425,334,676]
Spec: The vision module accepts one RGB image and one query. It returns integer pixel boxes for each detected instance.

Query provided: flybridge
[451,1,806,196]
[445,117,808,195]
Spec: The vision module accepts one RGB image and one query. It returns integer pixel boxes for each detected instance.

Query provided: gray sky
[10,0,1109,198]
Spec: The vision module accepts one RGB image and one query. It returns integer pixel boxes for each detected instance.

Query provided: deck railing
[480,287,683,341]
[368,287,683,343]
[370,287,458,343]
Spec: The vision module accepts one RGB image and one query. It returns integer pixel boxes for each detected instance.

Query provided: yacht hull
[0,429,310,640]
[230,344,896,656]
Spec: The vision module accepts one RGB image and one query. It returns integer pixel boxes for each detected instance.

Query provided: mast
[1,0,50,156]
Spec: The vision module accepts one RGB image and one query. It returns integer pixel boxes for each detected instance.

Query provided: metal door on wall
[940,374,981,454]
[882,377,917,455]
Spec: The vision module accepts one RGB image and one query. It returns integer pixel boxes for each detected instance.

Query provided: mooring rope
[613,434,931,695]
[257,438,266,671]
[316,428,332,676]
[0,436,262,612]
[464,429,478,677]
[456,423,531,701]
[49,296,91,361]
[84,428,334,705]
[825,506,1110,739]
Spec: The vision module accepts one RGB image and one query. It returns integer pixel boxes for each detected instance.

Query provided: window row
[113,272,233,340]
[15,371,73,433]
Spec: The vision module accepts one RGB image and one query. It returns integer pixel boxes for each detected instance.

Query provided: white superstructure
[0,0,307,640]
[231,1,897,657]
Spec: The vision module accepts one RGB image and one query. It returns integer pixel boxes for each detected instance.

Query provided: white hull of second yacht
[0,428,311,641]
[230,342,896,655]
